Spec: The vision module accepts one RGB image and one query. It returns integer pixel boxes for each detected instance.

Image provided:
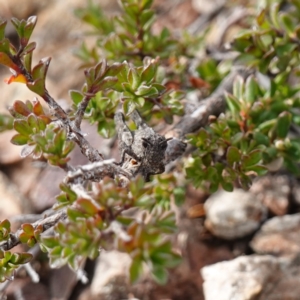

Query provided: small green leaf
[21,42,36,55]
[133,97,144,108]
[31,57,51,81]
[0,220,10,231]
[27,113,38,129]
[140,9,155,29]
[245,165,268,176]
[27,78,45,96]
[280,12,295,35]
[23,51,32,73]
[127,67,140,90]
[98,119,115,138]
[276,111,291,139]
[141,61,157,84]
[69,90,84,105]
[221,181,234,192]
[225,93,241,114]
[22,223,34,234]
[11,252,32,264]
[41,236,59,249]
[285,157,300,176]
[22,16,37,46]
[141,0,154,10]
[0,38,11,56]
[226,146,241,166]
[253,132,269,146]
[151,265,168,285]
[98,76,118,90]
[0,20,7,40]
[14,119,32,136]
[10,134,28,145]
[123,99,136,115]
[257,119,276,133]
[233,76,245,99]
[77,198,99,215]
[105,62,124,77]
[270,3,280,29]
[135,86,158,97]
[245,75,258,104]
[256,9,265,26]
[129,257,143,283]
[242,149,262,167]
[173,187,185,206]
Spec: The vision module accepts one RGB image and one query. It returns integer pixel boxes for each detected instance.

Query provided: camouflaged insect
[114,110,171,181]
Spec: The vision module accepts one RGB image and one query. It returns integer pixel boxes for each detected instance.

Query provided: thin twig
[23,262,39,283]
[64,159,131,184]
[168,66,254,139]
[216,7,248,48]
[187,0,227,35]
[0,210,67,251]
[74,93,95,129]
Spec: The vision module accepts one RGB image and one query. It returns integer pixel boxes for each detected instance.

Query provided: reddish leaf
[0,52,19,71]
[32,99,45,116]
[12,100,31,116]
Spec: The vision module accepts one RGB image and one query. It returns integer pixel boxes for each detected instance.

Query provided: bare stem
[74,93,95,129]
[0,209,67,251]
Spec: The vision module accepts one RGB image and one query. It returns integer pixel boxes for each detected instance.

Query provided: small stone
[251,213,300,258]
[201,255,279,300]
[204,189,267,240]
[201,255,300,300]
[90,250,131,300]
[250,175,290,216]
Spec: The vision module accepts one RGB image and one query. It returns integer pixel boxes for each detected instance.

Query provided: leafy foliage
[70,58,184,137]
[0,250,32,282]
[41,175,182,283]
[0,220,11,242]
[74,0,201,65]
[9,99,74,167]
[0,0,300,287]
[186,72,300,191]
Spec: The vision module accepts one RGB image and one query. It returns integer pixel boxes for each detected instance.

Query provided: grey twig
[24,262,39,283]
[64,159,131,184]
[187,0,227,35]
[168,66,254,139]
[0,209,67,251]
[74,93,95,130]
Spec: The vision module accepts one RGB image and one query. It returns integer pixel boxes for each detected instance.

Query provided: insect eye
[142,141,148,148]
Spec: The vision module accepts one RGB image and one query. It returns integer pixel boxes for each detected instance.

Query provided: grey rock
[201,255,300,300]
[250,175,290,216]
[204,189,267,240]
[90,250,132,300]
[251,213,300,258]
